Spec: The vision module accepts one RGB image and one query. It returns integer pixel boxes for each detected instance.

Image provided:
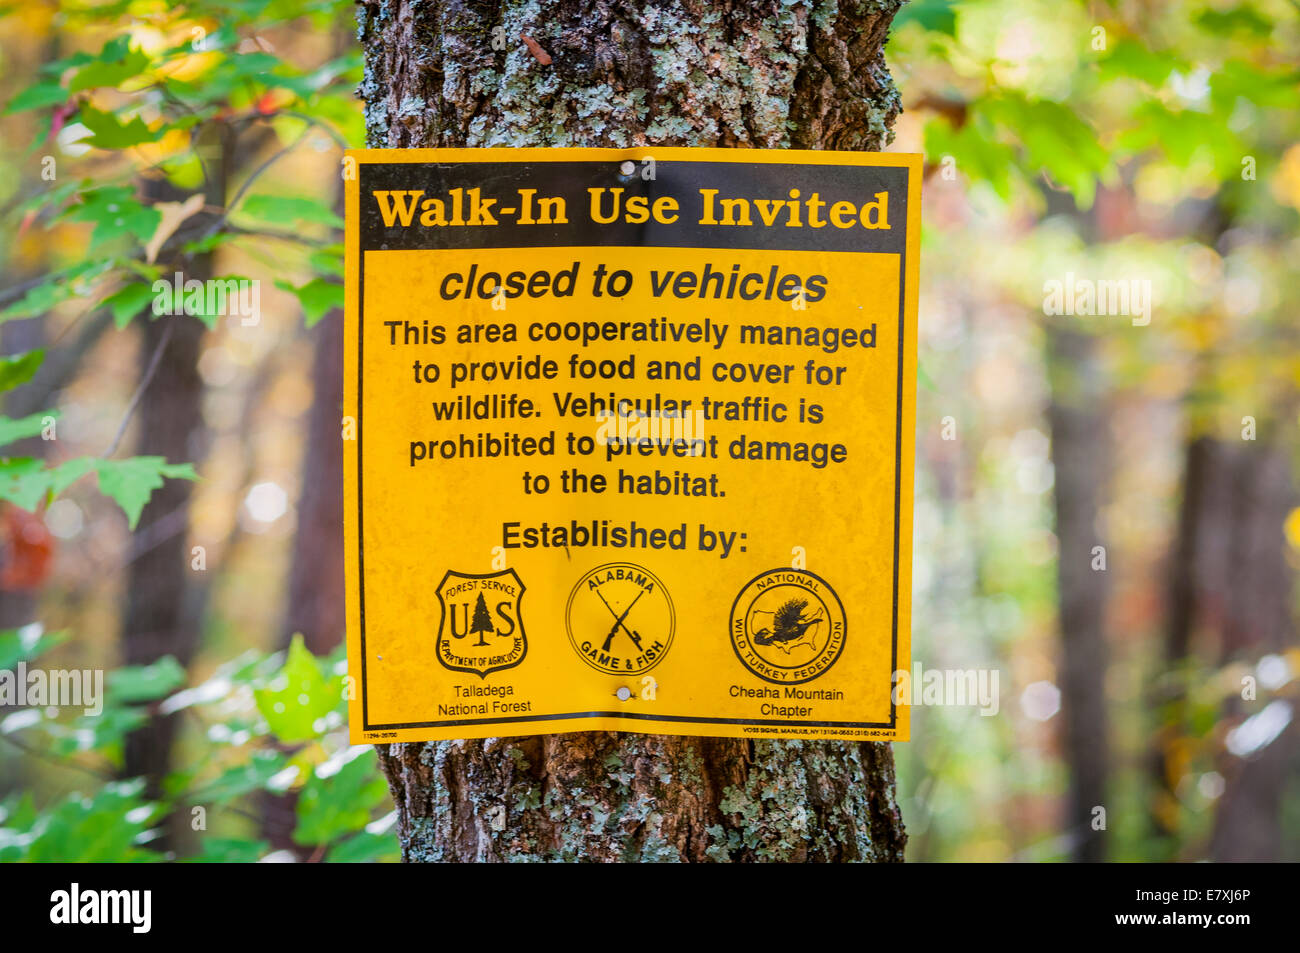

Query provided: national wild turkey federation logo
[729,569,845,684]
[435,569,527,678]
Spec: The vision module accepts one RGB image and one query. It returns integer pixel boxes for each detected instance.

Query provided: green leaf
[64,186,162,251]
[15,177,89,223]
[23,780,160,863]
[0,627,68,670]
[229,51,283,76]
[254,634,336,744]
[307,244,344,278]
[161,274,259,330]
[182,838,270,863]
[0,412,52,447]
[924,114,1017,200]
[893,0,957,37]
[78,104,164,150]
[93,457,198,529]
[100,282,157,328]
[0,792,39,862]
[4,82,68,115]
[980,95,1111,209]
[1116,102,1213,168]
[48,457,96,495]
[276,278,341,326]
[68,44,151,94]
[0,458,50,511]
[0,278,72,323]
[39,50,96,78]
[0,790,39,831]
[917,361,937,394]
[107,656,186,703]
[294,751,388,846]
[1196,8,1272,38]
[180,231,236,256]
[1101,39,1179,89]
[0,350,43,392]
[191,751,291,803]
[239,194,343,229]
[1210,60,1299,113]
[47,706,149,760]
[327,827,400,863]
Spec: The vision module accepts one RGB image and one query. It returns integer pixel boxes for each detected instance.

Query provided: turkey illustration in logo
[729,569,845,685]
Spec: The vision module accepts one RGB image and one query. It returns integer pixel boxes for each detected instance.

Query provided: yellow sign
[344,147,918,743]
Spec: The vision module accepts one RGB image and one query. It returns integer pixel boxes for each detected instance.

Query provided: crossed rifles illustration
[595,586,646,654]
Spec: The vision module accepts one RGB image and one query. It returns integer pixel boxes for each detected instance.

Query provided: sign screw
[619,160,635,176]
[615,686,632,701]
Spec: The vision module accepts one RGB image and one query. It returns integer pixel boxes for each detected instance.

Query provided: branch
[225,224,333,248]
[103,319,173,458]
[278,111,351,152]
[4,309,114,419]
[0,729,115,782]
[203,124,314,240]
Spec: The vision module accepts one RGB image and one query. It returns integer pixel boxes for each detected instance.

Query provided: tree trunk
[358,0,907,862]
[265,276,346,857]
[279,22,352,657]
[120,312,208,794]
[1207,434,1297,862]
[120,148,226,845]
[1151,424,1297,861]
[1046,323,1110,862]
[280,305,346,656]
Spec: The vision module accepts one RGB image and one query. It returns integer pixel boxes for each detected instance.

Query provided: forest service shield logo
[435,569,527,679]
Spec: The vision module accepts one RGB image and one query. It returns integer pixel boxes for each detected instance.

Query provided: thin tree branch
[103,319,173,458]
[0,730,115,781]
[203,124,314,240]
[4,310,113,418]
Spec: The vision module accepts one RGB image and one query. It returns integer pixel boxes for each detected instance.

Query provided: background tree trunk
[119,143,228,847]
[1206,435,1297,861]
[358,0,908,862]
[1150,404,1297,860]
[1045,323,1110,862]
[279,307,346,655]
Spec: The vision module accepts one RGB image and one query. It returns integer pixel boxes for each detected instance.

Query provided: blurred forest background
[0,0,1297,862]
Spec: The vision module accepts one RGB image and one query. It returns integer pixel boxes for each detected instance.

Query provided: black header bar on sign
[358,160,908,255]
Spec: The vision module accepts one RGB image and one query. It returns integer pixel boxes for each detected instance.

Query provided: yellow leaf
[144,193,205,264]
[1284,507,1300,551]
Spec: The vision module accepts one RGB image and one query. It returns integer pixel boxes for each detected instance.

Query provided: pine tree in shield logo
[435,569,527,678]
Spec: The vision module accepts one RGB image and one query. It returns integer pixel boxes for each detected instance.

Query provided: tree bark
[1046,323,1110,862]
[119,147,226,845]
[1207,434,1297,862]
[358,0,907,862]
[280,306,346,655]
[120,312,208,794]
[1150,423,1297,861]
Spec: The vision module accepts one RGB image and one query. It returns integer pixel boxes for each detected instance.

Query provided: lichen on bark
[358,0,908,862]
[356,0,903,150]
[377,731,905,862]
